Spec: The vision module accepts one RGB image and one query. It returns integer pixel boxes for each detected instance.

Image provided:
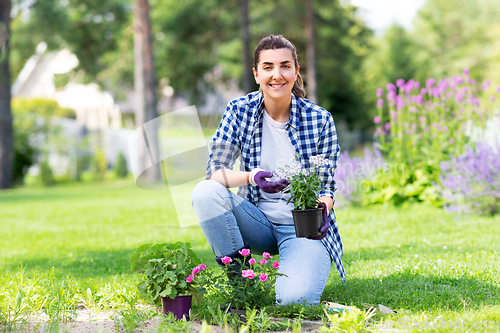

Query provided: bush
[39,160,55,186]
[114,152,128,178]
[333,145,383,208]
[372,70,499,204]
[12,98,76,119]
[438,140,500,215]
[92,148,107,181]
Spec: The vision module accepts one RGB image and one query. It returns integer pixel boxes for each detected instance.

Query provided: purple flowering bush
[333,144,384,208]
[369,69,499,205]
[438,140,500,215]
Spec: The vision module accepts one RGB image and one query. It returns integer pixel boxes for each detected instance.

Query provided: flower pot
[161,294,193,320]
[230,308,248,322]
[291,208,323,238]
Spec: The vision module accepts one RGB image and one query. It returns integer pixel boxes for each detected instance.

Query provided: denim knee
[191,179,226,207]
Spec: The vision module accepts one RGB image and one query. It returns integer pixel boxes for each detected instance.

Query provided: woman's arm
[318,196,334,212]
[209,169,250,188]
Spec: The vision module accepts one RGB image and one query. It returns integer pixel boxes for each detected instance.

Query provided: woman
[192,34,344,305]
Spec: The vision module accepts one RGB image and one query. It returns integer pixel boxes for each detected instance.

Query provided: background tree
[0,0,13,189]
[240,0,252,93]
[304,0,317,103]
[134,0,159,181]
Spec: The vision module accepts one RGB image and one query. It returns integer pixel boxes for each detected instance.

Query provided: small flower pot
[291,208,323,238]
[230,308,248,322]
[161,294,193,320]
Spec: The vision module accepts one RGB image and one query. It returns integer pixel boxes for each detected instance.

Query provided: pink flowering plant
[213,249,281,310]
[129,242,206,304]
[274,155,330,210]
[366,70,499,205]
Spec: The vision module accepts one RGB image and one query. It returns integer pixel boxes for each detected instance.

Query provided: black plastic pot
[161,294,193,320]
[291,208,323,238]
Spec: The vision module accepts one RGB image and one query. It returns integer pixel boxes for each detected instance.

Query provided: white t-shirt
[256,110,296,224]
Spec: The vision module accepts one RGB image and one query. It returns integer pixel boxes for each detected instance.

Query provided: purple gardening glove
[307,202,329,240]
[250,169,290,194]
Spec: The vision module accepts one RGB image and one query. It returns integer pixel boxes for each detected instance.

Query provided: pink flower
[413,81,420,90]
[373,116,381,124]
[384,122,390,131]
[238,248,251,257]
[186,275,194,283]
[221,256,232,265]
[386,83,396,92]
[463,68,469,75]
[496,86,500,93]
[262,252,272,260]
[259,259,267,266]
[426,78,435,88]
[376,88,383,97]
[490,96,495,102]
[259,273,268,282]
[416,94,423,106]
[449,138,454,144]
[376,99,384,108]
[172,264,177,269]
[420,88,427,95]
[192,266,200,275]
[396,79,405,88]
[242,269,256,279]
[390,111,398,121]
[249,258,256,265]
[198,264,206,270]
[272,262,280,269]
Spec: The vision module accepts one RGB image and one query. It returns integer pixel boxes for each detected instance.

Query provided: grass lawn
[1,180,499,331]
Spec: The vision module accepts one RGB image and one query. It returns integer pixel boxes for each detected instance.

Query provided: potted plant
[129,242,206,320]
[213,248,281,316]
[275,155,330,238]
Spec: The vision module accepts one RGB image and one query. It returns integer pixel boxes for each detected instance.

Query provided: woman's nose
[272,67,283,79]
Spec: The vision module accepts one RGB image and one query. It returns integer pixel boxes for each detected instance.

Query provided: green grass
[1,180,499,331]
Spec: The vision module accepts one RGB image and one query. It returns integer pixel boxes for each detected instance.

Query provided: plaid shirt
[206,91,345,282]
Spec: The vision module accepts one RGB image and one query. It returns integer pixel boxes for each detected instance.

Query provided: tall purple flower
[386,83,396,93]
[496,86,500,93]
[413,81,420,90]
[373,115,381,124]
[377,99,384,108]
[426,78,435,88]
[416,94,423,106]
[463,68,469,75]
[390,110,398,121]
[396,96,405,110]
[396,79,405,88]
[376,88,383,98]
[420,88,427,95]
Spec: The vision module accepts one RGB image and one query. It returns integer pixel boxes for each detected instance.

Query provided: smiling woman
[191,34,344,307]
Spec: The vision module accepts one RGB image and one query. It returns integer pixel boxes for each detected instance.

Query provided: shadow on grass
[5,246,216,279]
[324,270,500,312]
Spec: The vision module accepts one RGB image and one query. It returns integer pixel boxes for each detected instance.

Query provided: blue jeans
[191,180,332,305]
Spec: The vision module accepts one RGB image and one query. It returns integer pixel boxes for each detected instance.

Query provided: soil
[21,308,323,333]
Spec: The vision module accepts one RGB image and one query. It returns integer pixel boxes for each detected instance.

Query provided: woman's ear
[295,65,300,79]
[253,67,259,85]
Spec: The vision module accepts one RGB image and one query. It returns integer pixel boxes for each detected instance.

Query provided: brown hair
[253,35,306,99]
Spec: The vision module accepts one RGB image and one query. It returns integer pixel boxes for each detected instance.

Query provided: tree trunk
[134,0,160,181]
[240,0,252,93]
[0,0,13,189]
[305,0,317,103]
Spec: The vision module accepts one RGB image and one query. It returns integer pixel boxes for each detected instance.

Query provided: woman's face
[253,48,299,102]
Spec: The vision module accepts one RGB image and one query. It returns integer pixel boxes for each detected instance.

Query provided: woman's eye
[264,66,271,70]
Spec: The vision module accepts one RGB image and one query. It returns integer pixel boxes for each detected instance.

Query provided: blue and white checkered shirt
[206,91,345,282]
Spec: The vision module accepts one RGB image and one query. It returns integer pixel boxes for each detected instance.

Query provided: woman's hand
[250,169,290,193]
